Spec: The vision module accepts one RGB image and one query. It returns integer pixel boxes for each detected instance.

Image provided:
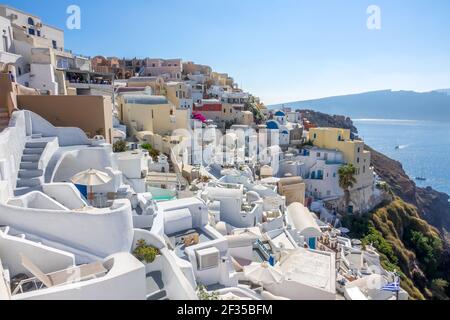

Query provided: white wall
[29,63,58,94]
[0,229,75,276]
[0,16,13,52]
[266,279,336,300]
[0,199,134,259]
[26,111,91,146]
[0,111,27,201]
[13,253,146,300]
[42,183,88,210]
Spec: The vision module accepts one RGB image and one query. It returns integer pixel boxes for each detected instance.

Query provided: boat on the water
[395,146,400,150]
[415,177,426,181]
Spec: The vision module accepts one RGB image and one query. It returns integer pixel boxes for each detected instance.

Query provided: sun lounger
[14,254,108,294]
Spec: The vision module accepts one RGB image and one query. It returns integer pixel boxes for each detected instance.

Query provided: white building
[0,15,21,74]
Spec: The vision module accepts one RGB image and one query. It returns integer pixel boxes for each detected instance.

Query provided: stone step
[20,162,39,170]
[23,148,44,155]
[25,141,48,149]
[146,290,167,301]
[18,169,44,179]
[21,154,40,162]
[16,178,42,188]
[13,186,42,197]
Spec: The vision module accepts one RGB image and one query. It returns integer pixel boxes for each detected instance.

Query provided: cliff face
[367,146,450,247]
[300,109,358,133]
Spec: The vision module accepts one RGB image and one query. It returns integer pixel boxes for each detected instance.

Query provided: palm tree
[338,164,357,214]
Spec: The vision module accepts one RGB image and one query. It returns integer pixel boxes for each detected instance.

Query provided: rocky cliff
[300,109,358,133]
[366,146,450,246]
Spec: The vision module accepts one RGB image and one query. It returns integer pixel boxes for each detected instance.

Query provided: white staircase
[14,138,48,196]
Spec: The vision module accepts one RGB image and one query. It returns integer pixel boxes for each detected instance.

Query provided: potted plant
[132,239,160,264]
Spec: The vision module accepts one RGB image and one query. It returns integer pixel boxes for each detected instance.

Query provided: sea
[353,119,450,196]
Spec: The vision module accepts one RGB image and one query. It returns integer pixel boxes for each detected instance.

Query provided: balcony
[0,51,21,64]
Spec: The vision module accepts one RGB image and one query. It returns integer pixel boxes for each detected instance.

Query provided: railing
[12,277,44,295]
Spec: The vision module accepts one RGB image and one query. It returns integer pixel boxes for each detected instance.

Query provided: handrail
[12,277,43,295]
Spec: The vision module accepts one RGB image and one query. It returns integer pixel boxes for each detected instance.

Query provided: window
[52,40,57,49]
[333,172,336,178]
[28,17,34,26]
[357,157,360,163]
[2,36,8,51]
[357,147,361,153]
[37,30,41,37]
[313,133,317,139]
[316,152,321,157]
[28,28,35,36]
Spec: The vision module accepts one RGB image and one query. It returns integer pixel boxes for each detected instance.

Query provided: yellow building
[117,93,189,147]
[308,127,375,213]
[127,76,165,95]
[164,81,192,109]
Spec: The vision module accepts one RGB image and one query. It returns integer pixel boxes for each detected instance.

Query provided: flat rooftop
[278,249,335,292]
[167,228,214,260]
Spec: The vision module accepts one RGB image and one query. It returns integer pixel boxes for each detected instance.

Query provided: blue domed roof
[281,130,289,135]
[266,120,279,130]
[274,111,286,117]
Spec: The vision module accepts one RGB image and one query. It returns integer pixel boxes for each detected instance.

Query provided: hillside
[270,90,450,122]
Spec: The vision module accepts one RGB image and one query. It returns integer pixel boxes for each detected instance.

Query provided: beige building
[278,177,306,206]
[211,72,234,87]
[127,76,165,95]
[17,95,113,143]
[182,61,211,76]
[164,81,193,110]
[237,110,254,126]
[117,93,190,152]
[141,58,182,81]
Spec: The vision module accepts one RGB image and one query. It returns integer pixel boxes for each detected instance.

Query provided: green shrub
[140,143,160,161]
[141,143,153,151]
[133,239,160,263]
[113,140,127,153]
[196,285,219,300]
[362,225,398,265]
[406,230,442,276]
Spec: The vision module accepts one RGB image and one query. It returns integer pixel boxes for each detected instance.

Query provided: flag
[381,280,400,292]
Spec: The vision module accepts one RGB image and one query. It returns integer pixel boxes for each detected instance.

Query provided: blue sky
[4,0,450,104]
